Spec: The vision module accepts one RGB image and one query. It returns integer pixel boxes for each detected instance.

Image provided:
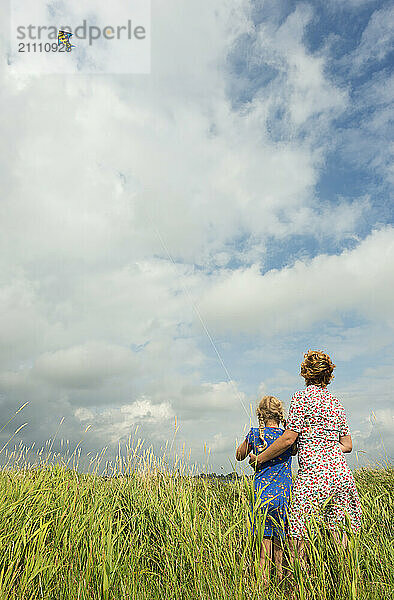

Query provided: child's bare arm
[236,439,252,461]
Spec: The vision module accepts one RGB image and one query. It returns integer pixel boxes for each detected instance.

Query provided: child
[236,395,296,584]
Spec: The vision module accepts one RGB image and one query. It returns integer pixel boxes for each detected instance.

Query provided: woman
[248,350,362,551]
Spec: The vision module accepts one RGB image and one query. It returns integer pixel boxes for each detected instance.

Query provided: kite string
[149,219,251,419]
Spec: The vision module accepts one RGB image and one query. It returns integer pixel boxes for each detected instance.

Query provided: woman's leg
[289,536,308,571]
[285,537,309,599]
[326,499,349,550]
[332,529,348,550]
[259,537,272,587]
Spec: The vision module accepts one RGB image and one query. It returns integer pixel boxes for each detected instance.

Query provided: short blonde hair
[256,396,286,441]
[300,349,335,387]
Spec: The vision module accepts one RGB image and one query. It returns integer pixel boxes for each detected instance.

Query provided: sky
[0,0,393,474]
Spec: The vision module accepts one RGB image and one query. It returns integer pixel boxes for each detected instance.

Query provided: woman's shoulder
[291,388,307,401]
[325,389,346,412]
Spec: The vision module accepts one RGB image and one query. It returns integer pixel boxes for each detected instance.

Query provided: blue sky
[1,0,393,473]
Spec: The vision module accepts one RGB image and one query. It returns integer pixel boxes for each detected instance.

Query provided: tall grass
[0,440,392,600]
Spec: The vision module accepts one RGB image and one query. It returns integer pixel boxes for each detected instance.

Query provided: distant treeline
[101,472,248,481]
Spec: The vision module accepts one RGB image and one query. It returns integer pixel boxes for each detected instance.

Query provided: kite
[58,30,75,51]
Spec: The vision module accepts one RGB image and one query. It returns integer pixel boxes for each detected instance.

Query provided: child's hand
[248,452,258,469]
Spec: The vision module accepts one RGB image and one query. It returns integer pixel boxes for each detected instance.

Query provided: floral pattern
[287,385,362,538]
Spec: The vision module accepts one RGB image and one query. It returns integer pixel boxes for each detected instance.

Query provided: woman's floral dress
[287,385,362,538]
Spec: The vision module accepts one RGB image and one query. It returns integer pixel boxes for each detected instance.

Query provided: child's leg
[259,537,272,587]
[272,537,284,581]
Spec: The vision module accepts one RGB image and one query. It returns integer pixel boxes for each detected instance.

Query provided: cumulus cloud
[352,409,394,464]
[326,0,380,8]
[199,226,394,336]
[75,397,173,445]
[1,1,359,277]
[348,4,394,73]
[339,69,394,189]
[0,1,392,470]
[33,341,139,389]
[173,381,247,416]
[208,432,235,454]
[74,407,94,422]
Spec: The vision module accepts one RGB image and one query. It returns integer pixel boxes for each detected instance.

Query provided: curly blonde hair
[300,349,336,387]
[256,396,286,444]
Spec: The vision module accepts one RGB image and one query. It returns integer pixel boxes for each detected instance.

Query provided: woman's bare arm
[339,434,352,453]
[290,439,298,455]
[249,430,298,466]
[236,438,252,461]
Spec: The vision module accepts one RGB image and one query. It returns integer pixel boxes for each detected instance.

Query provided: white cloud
[273,5,347,127]
[359,70,394,108]
[199,226,394,336]
[175,380,248,416]
[1,1,357,278]
[0,276,50,367]
[208,432,234,453]
[74,407,94,422]
[33,341,139,389]
[348,4,394,73]
[341,69,394,187]
[0,1,392,470]
[352,408,394,463]
[91,397,173,444]
[326,0,379,7]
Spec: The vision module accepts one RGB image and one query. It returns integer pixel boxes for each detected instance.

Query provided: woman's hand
[339,435,352,453]
[253,430,299,465]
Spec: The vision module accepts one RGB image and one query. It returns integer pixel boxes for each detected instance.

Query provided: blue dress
[246,427,293,540]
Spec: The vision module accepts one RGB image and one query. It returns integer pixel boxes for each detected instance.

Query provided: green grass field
[0,447,392,600]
